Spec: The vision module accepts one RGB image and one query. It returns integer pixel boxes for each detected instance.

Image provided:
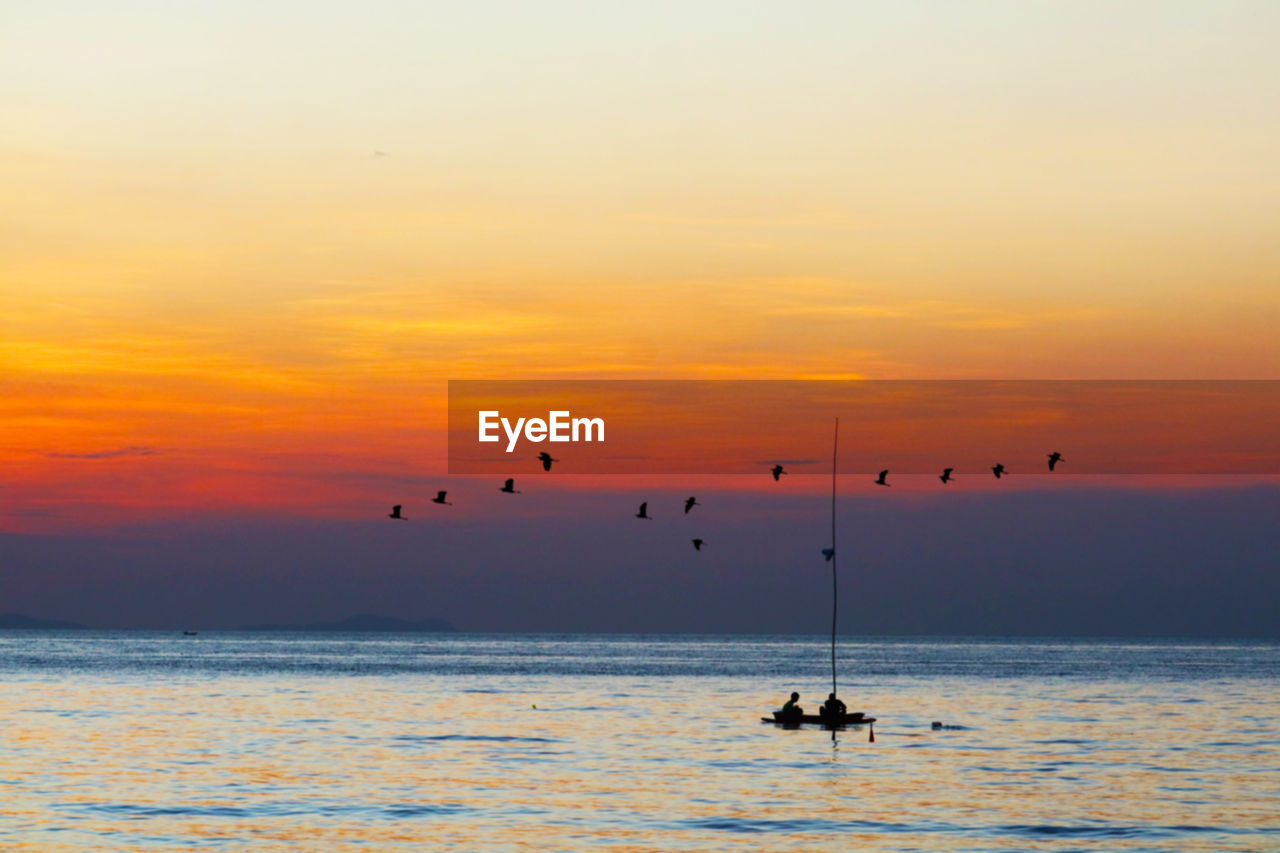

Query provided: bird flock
[386,452,1065,556]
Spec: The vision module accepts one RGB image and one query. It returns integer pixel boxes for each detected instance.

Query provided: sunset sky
[2,2,1277,630]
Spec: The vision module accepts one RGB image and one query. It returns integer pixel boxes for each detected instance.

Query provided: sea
[1,632,1276,852]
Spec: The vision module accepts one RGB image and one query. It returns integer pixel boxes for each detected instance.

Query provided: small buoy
[869,723,875,743]
[532,704,536,709]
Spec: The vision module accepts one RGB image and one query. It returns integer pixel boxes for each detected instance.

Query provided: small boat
[763,710,876,728]
[762,419,877,736]
[183,631,198,636]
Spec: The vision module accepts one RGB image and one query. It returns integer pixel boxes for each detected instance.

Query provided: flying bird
[940,468,954,484]
[388,505,405,520]
[691,538,704,551]
[432,491,452,505]
[771,464,786,481]
[538,452,558,472]
[1047,452,1063,471]
[499,478,521,493]
[992,464,1006,479]
[875,469,890,487]
[821,548,835,562]
[636,502,650,520]
[684,496,700,514]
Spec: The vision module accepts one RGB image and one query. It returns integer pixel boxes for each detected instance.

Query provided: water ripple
[1,633,1275,851]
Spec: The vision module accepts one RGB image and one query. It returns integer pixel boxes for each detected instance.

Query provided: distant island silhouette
[1,613,456,632]
[0,613,88,630]
[243,614,457,632]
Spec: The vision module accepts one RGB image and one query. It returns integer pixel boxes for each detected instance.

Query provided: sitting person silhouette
[780,691,803,719]
[819,692,847,719]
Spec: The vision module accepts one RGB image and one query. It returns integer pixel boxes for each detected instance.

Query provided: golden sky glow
[2,1,1278,527]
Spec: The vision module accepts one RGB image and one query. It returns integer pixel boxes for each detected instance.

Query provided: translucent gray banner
[447,380,1279,475]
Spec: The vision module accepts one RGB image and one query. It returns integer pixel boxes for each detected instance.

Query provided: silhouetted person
[388,505,405,519]
[780,691,803,719]
[821,693,846,719]
[500,478,520,493]
[538,452,558,471]
[1047,452,1063,471]
[432,491,451,505]
[821,548,835,562]
[940,467,953,484]
[684,496,700,514]
[771,464,786,481]
[992,463,1006,479]
[875,469,890,486]
[636,502,650,519]
[691,538,704,550]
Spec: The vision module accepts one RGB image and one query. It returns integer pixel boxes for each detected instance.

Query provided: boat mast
[830,416,838,698]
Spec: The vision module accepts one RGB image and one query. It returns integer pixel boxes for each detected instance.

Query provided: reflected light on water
[0,633,1276,851]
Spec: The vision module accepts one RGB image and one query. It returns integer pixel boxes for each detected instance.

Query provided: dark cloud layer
[46,446,159,460]
[3,485,1277,636]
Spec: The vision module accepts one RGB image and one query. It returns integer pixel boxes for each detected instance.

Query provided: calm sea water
[1,633,1276,851]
